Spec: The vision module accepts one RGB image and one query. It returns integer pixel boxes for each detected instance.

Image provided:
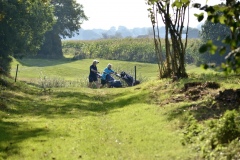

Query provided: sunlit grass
[2,58,239,159]
[10,58,159,86]
[0,82,195,159]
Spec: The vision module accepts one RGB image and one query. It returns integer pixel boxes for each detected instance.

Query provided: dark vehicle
[107,74,122,88]
[116,71,140,87]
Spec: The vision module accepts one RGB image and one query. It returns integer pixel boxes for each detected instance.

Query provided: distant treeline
[62,38,203,65]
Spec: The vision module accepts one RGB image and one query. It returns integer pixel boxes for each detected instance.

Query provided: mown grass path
[0,84,194,160]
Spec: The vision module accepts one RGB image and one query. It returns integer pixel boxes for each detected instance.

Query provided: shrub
[182,110,240,159]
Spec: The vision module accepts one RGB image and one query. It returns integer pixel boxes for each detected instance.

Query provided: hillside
[66,26,200,40]
[1,71,194,159]
[0,58,239,159]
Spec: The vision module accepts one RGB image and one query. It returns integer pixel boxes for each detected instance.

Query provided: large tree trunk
[37,31,63,59]
[0,53,12,75]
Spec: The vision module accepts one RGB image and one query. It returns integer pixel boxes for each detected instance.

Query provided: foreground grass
[4,58,239,159]
[0,78,195,160]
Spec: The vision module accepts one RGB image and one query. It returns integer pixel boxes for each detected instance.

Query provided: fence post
[15,64,19,82]
[134,66,137,86]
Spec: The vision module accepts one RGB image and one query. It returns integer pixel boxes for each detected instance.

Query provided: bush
[182,110,240,159]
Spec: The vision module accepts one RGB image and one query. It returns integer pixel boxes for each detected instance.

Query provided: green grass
[0,78,195,160]
[10,58,159,82]
[10,58,219,88]
[2,58,239,159]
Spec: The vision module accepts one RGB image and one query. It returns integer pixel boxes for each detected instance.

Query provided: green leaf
[194,13,204,22]
[219,15,226,24]
[206,6,215,13]
[201,64,209,70]
[206,40,213,46]
[210,45,217,54]
[199,44,208,53]
[219,47,226,55]
[172,0,182,8]
[181,0,190,4]
[207,15,213,21]
[198,14,204,22]
[223,36,231,44]
[192,3,201,8]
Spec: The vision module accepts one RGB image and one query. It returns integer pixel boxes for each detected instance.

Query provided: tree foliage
[0,0,54,73]
[200,21,231,65]
[194,0,240,73]
[37,0,88,59]
[147,0,190,79]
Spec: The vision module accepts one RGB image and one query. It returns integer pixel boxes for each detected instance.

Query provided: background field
[10,58,216,87]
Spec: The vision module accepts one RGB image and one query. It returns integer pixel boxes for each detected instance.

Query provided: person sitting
[101,63,116,88]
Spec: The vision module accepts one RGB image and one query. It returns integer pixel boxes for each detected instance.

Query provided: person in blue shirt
[88,60,100,88]
[101,63,116,88]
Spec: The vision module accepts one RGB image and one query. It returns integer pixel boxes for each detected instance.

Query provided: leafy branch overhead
[0,0,55,73]
[193,1,240,73]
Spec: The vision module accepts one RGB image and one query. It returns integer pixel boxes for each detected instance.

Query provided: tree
[200,21,231,65]
[37,0,88,59]
[194,0,240,73]
[147,0,190,79]
[0,0,54,73]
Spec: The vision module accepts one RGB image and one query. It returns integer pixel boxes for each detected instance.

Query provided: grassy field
[0,78,194,159]
[10,58,160,87]
[10,58,216,85]
[1,58,239,159]
[10,58,160,79]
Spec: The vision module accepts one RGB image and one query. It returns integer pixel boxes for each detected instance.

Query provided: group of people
[88,59,116,88]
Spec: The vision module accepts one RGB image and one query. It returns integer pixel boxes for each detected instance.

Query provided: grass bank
[1,58,239,159]
[0,76,196,159]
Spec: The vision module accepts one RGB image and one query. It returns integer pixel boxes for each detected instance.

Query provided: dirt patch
[167,81,220,103]
[214,89,240,109]
[164,81,240,121]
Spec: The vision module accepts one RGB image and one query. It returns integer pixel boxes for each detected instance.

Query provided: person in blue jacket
[88,60,100,88]
[101,63,116,88]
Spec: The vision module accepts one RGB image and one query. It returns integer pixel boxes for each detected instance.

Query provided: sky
[77,0,225,30]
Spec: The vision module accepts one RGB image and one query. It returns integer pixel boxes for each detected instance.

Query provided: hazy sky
[77,0,224,30]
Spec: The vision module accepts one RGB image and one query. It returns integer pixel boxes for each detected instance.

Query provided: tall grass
[38,71,88,88]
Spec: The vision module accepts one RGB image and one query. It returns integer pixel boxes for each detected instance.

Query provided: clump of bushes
[182,110,240,159]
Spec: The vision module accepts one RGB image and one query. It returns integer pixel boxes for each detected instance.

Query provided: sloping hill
[0,75,196,159]
[0,58,239,159]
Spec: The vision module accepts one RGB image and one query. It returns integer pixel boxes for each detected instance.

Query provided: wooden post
[15,64,19,82]
[134,66,137,85]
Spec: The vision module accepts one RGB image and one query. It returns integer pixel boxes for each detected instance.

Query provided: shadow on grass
[0,120,48,159]
[4,89,148,118]
[16,57,73,67]
[0,84,147,159]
